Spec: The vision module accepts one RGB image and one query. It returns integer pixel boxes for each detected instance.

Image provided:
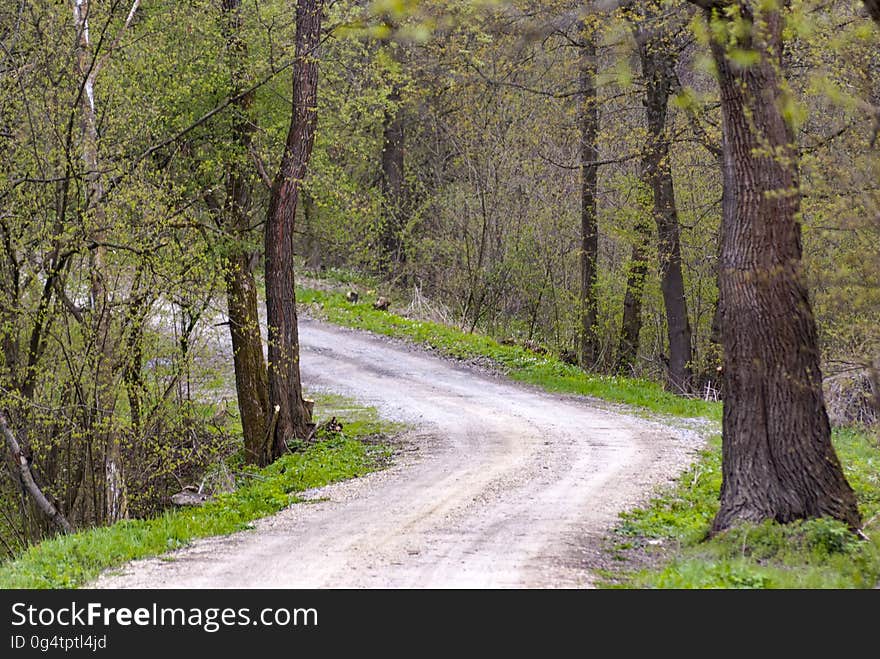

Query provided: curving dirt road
[94,319,703,588]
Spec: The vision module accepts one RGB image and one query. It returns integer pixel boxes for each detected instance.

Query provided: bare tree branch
[248,143,273,190]
[90,0,141,83]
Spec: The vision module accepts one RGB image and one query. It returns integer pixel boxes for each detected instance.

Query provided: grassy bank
[300,282,880,589]
[299,287,721,422]
[0,393,396,589]
[604,427,880,588]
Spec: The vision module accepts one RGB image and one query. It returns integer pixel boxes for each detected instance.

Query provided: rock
[170,489,212,507]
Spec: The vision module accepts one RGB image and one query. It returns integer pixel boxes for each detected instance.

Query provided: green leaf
[727,48,761,68]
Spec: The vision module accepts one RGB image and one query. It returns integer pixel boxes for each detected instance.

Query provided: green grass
[605,428,880,588]
[299,287,721,422]
[0,395,395,589]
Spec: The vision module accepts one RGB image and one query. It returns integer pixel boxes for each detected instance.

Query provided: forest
[0,0,879,585]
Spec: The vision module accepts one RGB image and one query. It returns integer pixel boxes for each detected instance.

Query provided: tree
[616,200,651,375]
[634,13,694,394]
[577,23,600,368]
[263,0,323,463]
[379,27,407,271]
[1,1,239,542]
[688,0,860,531]
[214,0,271,465]
[617,2,695,391]
[0,411,72,534]
[72,0,143,523]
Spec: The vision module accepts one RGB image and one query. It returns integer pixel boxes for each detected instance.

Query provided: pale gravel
[92,318,706,589]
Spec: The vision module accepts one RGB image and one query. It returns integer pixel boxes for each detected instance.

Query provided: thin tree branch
[248,143,273,190]
[0,410,73,534]
[537,150,641,170]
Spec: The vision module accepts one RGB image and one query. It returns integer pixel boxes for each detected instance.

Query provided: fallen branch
[0,411,73,534]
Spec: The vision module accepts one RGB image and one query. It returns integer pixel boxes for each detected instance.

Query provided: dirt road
[94,319,702,588]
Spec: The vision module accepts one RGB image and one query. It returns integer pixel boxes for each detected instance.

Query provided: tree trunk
[578,29,599,368]
[864,0,880,24]
[73,0,128,523]
[698,2,860,532]
[263,0,322,461]
[636,29,693,394]
[226,255,270,463]
[381,37,405,270]
[221,0,270,464]
[616,226,650,374]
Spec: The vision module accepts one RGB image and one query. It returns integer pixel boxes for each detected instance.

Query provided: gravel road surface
[93,319,702,588]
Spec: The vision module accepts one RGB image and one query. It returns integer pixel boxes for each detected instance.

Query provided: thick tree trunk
[226,255,270,463]
[636,31,693,394]
[221,0,270,464]
[578,30,599,368]
[263,0,322,461]
[700,2,860,532]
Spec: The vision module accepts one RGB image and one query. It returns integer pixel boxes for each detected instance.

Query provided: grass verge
[602,428,880,588]
[299,287,720,422]
[0,393,396,589]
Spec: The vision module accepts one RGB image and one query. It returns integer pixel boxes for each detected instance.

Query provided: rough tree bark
[225,254,270,463]
[578,29,599,368]
[691,1,860,531]
[635,25,693,393]
[220,0,270,465]
[263,0,322,462]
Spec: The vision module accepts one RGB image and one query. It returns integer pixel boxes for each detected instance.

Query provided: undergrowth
[0,393,395,589]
